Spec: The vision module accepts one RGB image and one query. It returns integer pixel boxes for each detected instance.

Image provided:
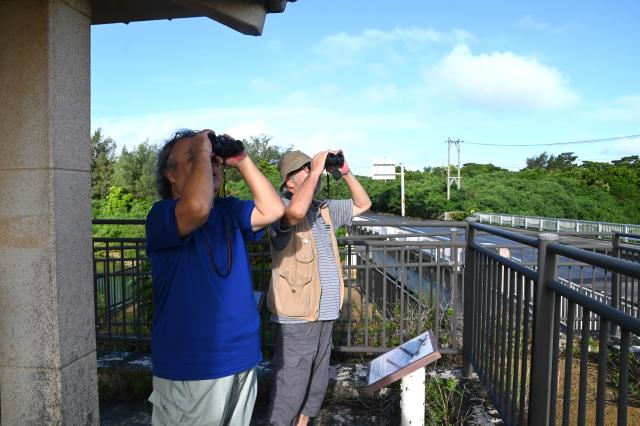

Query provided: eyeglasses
[287,163,311,179]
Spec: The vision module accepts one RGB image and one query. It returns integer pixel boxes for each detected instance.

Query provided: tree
[461,163,506,177]
[547,152,578,171]
[223,135,292,197]
[244,134,291,166]
[112,141,158,199]
[525,151,577,171]
[611,155,639,167]
[525,152,550,170]
[91,128,116,199]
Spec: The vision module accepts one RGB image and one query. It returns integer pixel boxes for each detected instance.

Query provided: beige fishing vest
[267,206,345,321]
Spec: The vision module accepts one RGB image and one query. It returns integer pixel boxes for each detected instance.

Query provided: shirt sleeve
[268,197,293,251]
[145,199,191,252]
[269,218,294,251]
[228,197,265,242]
[327,199,354,229]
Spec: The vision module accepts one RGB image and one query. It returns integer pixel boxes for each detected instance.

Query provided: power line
[463,134,640,147]
[423,141,448,158]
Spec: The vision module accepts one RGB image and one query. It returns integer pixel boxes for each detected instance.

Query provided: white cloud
[599,135,640,157]
[92,99,429,174]
[588,94,640,122]
[317,27,474,55]
[518,15,551,31]
[518,15,573,33]
[427,45,579,110]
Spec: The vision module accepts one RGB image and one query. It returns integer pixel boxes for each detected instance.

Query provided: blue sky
[91,0,639,175]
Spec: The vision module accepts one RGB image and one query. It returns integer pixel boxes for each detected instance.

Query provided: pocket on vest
[274,270,313,317]
[295,235,314,263]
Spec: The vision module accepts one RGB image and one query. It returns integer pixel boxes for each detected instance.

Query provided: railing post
[463,217,477,378]
[450,227,459,342]
[610,232,621,335]
[529,233,559,426]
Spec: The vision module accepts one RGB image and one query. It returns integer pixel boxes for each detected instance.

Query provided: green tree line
[91,129,640,231]
[326,153,639,223]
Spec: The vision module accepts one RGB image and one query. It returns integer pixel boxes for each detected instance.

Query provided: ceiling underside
[91,0,291,35]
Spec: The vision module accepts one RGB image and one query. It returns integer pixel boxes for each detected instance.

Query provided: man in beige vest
[265,149,371,426]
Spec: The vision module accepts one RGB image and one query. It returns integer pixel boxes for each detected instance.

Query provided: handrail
[549,242,640,276]
[470,242,538,281]
[547,279,640,335]
[470,221,539,247]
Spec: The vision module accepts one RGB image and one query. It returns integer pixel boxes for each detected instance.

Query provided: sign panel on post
[372,161,396,180]
[363,329,441,394]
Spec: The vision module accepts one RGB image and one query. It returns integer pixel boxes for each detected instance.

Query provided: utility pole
[447,138,462,200]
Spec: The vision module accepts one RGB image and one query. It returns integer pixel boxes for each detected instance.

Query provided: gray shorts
[266,321,334,426]
[149,368,257,426]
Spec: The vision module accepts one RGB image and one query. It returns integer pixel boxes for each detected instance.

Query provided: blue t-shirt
[146,197,263,380]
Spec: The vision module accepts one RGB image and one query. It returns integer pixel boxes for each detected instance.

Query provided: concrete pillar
[0,0,98,424]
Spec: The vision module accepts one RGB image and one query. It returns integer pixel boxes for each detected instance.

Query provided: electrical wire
[423,141,448,158]
[463,134,640,147]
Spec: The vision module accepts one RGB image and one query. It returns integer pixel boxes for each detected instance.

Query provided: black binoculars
[325,152,344,179]
[207,132,245,159]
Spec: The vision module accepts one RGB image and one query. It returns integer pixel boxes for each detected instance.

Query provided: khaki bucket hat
[278,150,312,190]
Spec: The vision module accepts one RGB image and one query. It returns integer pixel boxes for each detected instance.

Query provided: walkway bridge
[92,215,640,425]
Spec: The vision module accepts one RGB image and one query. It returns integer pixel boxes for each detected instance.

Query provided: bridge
[92,214,640,425]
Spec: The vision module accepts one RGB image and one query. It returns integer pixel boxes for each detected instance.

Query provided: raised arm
[173,130,215,237]
[282,150,329,227]
[338,152,371,217]
[226,154,284,231]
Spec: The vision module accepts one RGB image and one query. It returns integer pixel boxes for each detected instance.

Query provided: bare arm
[339,153,371,217]
[343,172,372,217]
[228,155,285,231]
[282,150,329,227]
[175,131,215,237]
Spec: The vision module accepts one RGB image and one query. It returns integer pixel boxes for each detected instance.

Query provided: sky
[91,0,640,175]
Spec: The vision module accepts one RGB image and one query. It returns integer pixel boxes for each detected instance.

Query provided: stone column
[0,0,99,424]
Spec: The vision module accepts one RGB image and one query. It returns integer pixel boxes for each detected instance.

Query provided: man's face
[286,163,322,195]
[165,136,222,198]
[287,164,309,190]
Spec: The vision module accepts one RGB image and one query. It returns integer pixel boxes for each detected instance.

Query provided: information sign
[364,330,441,394]
[372,161,396,180]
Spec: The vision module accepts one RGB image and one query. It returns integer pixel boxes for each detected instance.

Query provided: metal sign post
[400,367,425,425]
[364,330,441,425]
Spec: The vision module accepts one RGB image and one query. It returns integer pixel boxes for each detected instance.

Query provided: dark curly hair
[156,129,199,199]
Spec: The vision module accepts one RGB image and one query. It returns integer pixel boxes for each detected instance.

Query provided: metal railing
[93,218,640,424]
[92,219,466,353]
[462,220,640,425]
[339,221,467,354]
[474,212,640,235]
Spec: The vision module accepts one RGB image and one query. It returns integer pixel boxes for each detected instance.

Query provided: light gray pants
[149,368,257,425]
[266,321,334,426]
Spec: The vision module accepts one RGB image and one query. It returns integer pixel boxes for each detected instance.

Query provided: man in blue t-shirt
[145,129,284,425]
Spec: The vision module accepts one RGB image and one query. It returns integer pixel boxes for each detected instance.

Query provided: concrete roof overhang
[91,0,295,35]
